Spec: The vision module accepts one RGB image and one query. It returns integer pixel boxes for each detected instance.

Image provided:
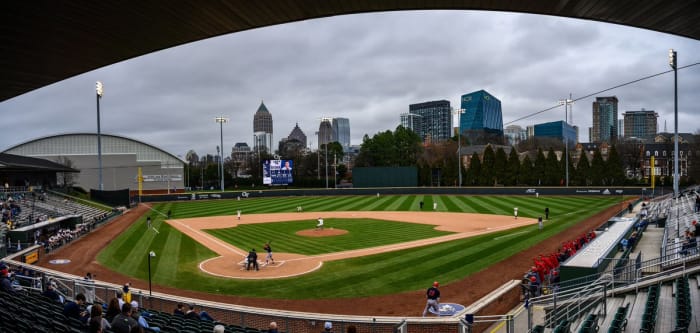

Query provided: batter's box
[237,260,286,270]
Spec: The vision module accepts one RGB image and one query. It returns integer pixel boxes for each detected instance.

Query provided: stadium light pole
[314,132,320,180]
[559,98,573,187]
[669,49,679,199]
[215,117,228,192]
[147,250,156,296]
[453,108,465,187]
[95,81,104,191]
[325,143,329,189]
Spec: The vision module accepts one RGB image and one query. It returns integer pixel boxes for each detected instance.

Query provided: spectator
[323,321,334,333]
[185,304,200,320]
[106,297,122,322]
[42,280,62,303]
[110,302,140,333]
[213,324,225,333]
[173,303,185,316]
[64,293,89,324]
[347,325,357,333]
[116,289,125,309]
[183,304,215,321]
[89,302,111,332]
[267,322,278,333]
[122,283,132,304]
[0,268,14,293]
[131,301,160,332]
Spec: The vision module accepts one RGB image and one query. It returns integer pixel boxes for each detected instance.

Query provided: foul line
[168,219,246,256]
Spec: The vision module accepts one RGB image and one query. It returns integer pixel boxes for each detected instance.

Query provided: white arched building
[2,133,184,193]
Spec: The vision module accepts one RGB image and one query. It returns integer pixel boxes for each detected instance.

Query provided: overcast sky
[1,10,699,159]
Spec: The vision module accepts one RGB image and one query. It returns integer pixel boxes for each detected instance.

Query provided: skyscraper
[332,117,351,151]
[253,100,273,153]
[504,125,527,146]
[591,96,618,143]
[623,110,658,142]
[287,122,307,147]
[408,100,452,143]
[400,112,423,135]
[318,118,333,148]
[533,121,577,147]
[460,90,504,145]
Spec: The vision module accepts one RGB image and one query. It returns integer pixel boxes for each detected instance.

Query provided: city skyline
[1,11,699,159]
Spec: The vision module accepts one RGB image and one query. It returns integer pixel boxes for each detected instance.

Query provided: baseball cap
[433,281,439,287]
[50,281,57,288]
[131,301,138,309]
[324,322,332,329]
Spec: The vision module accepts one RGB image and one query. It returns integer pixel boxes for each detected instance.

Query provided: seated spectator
[89,301,111,332]
[0,268,14,293]
[42,280,62,303]
[110,302,140,333]
[173,303,185,316]
[64,293,89,324]
[267,322,278,333]
[184,304,215,321]
[185,304,200,320]
[214,324,225,333]
[131,301,160,332]
[105,297,122,322]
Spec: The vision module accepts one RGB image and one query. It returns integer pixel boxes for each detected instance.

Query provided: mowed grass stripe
[206,219,452,255]
[99,195,624,298]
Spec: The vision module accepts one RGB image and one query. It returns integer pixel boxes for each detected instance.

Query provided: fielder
[237,210,241,220]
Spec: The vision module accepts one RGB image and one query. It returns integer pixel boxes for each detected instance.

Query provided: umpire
[422,281,441,316]
[246,249,259,271]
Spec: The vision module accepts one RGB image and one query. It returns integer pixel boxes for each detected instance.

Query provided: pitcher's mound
[296,228,348,237]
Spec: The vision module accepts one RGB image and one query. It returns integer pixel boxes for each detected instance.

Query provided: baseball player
[264,241,274,264]
[422,281,441,316]
[237,210,241,220]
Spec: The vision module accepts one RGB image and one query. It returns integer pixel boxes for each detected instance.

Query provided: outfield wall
[139,186,639,203]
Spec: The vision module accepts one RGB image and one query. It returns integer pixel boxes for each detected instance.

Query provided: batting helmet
[433,281,439,287]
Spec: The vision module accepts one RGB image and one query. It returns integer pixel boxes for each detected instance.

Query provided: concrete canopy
[2,1,699,102]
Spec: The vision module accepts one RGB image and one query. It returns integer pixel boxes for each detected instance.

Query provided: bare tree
[55,155,77,189]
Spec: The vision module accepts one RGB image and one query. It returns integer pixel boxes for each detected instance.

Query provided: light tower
[215,116,228,192]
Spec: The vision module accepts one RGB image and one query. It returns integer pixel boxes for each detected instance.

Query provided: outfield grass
[206,218,453,255]
[97,195,625,298]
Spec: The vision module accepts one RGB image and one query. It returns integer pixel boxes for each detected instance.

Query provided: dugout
[352,167,417,187]
[559,216,638,281]
[8,215,82,243]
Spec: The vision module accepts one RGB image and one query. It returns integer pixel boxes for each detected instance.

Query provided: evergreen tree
[605,145,626,185]
[544,147,561,185]
[506,147,520,186]
[465,152,481,186]
[520,155,534,185]
[576,152,591,186]
[480,145,496,185]
[590,149,605,185]
[494,147,508,185]
[534,148,546,186]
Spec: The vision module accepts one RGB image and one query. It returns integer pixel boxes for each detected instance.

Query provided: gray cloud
[1,11,699,158]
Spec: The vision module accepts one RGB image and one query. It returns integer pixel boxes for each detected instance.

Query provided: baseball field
[95,194,625,301]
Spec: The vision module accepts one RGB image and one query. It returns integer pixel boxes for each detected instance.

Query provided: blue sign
[429,303,465,316]
[263,160,293,185]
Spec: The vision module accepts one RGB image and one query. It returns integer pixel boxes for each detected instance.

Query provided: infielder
[237,210,241,220]
[514,207,518,219]
[422,281,441,316]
